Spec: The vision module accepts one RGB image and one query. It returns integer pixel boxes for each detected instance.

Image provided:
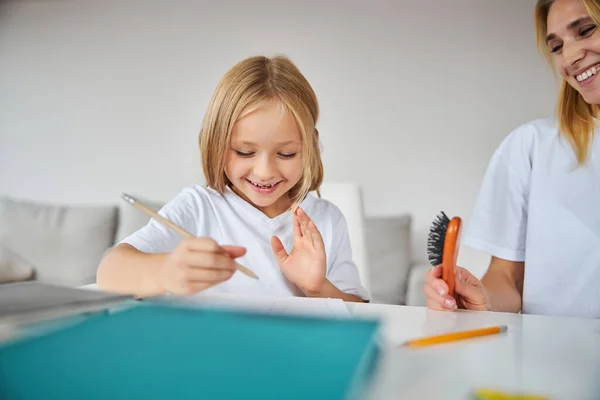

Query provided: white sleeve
[326,213,370,300]
[119,187,202,254]
[462,128,533,262]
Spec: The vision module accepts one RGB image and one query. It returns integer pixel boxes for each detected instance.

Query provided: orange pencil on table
[400,325,508,348]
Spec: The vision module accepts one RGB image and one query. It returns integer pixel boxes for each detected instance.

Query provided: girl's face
[225,99,304,218]
[547,0,600,104]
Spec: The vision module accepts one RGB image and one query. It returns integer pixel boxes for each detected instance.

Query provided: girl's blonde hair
[535,0,600,165]
[199,55,323,206]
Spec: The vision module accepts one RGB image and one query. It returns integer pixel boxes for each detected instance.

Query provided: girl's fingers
[293,208,303,238]
[297,207,315,241]
[182,252,236,270]
[182,237,221,253]
[308,220,324,250]
[270,235,289,264]
[183,267,235,283]
[297,210,308,237]
[220,245,247,259]
[183,280,222,295]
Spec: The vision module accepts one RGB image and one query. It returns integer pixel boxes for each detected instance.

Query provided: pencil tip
[499,325,508,333]
[122,193,135,204]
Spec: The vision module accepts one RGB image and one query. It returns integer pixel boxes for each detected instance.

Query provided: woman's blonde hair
[535,0,600,164]
[199,55,323,206]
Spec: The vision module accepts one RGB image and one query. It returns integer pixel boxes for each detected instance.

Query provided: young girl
[97,55,368,303]
[424,0,600,318]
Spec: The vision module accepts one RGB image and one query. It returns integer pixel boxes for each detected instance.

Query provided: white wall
[0,0,557,277]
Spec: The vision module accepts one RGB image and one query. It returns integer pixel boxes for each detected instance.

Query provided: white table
[347,302,600,400]
[9,285,600,399]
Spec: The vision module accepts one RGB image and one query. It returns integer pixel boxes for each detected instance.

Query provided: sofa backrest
[0,197,117,286]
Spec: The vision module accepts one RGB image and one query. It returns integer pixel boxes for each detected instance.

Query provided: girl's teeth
[252,181,274,188]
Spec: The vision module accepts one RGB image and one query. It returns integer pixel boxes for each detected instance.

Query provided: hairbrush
[427,211,462,296]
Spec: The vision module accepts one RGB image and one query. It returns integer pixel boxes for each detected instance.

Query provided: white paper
[153,293,353,319]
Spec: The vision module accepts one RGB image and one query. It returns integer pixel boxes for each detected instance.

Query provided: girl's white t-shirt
[120,185,369,300]
[463,118,600,318]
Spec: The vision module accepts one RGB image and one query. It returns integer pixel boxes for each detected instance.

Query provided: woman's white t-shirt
[120,185,369,300]
[463,118,600,318]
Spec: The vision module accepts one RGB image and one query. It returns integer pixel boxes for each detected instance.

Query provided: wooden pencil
[122,193,258,280]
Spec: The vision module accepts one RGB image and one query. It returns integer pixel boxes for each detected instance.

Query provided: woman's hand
[424,264,492,311]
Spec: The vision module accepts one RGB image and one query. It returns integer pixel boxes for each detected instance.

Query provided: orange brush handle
[442,217,462,296]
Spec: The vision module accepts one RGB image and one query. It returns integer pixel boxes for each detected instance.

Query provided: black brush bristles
[427,211,450,266]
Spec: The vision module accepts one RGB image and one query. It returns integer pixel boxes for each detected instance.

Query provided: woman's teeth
[577,65,600,82]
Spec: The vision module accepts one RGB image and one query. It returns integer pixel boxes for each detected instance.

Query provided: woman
[424,0,600,319]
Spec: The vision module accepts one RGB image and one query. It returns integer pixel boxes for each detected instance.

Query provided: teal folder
[0,303,381,400]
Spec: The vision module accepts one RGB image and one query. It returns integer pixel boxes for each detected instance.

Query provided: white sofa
[0,183,429,306]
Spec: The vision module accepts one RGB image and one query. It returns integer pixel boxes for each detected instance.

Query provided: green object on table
[0,303,381,400]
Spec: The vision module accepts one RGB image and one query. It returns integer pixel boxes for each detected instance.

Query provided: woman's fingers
[424,280,457,310]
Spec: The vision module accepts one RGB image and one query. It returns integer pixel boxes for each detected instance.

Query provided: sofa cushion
[0,245,35,284]
[114,198,165,244]
[0,197,118,286]
[364,214,412,305]
[405,263,429,307]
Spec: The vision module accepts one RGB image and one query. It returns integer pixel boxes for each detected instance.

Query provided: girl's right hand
[424,265,492,311]
[160,237,246,295]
